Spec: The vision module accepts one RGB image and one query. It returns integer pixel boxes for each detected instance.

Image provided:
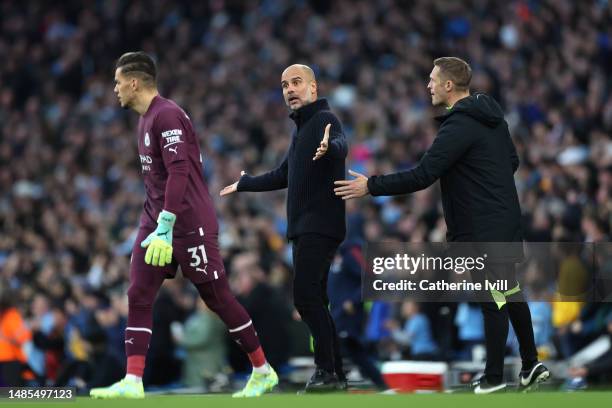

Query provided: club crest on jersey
[144,132,150,146]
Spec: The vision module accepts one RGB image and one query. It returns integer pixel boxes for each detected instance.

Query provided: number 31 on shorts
[188,244,208,274]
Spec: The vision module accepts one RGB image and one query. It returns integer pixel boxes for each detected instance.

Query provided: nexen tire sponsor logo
[162,129,184,148]
[165,135,181,144]
[162,129,182,137]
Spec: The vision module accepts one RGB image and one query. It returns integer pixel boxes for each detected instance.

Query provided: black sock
[481,301,509,384]
[506,297,538,372]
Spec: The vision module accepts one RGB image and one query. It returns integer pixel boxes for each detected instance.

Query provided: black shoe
[336,370,348,391]
[518,362,550,392]
[472,376,507,394]
[303,368,340,393]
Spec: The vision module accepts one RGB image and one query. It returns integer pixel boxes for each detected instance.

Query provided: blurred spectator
[385,301,438,360]
[553,300,584,358]
[559,303,612,360]
[329,213,387,390]
[565,310,612,390]
[454,302,485,361]
[527,288,555,360]
[28,294,67,384]
[144,280,190,386]
[229,252,293,372]
[364,301,393,359]
[171,296,229,389]
[54,325,124,391]
[55,287,123,391]
[0,280,32,386]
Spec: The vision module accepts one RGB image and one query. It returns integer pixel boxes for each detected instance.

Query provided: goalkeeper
[90,52,277,399]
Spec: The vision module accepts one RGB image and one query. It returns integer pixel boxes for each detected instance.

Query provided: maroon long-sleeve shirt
[136,95,218,236]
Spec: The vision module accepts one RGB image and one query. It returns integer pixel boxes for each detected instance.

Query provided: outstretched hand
[220,171,245,196]
[334,169,369,200]
[313,123,331,160]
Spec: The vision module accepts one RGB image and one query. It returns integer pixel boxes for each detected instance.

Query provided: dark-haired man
[335,57,550,393]
[90,52,278,399]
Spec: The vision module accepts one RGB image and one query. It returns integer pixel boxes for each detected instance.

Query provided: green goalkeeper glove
[141,210,176,267]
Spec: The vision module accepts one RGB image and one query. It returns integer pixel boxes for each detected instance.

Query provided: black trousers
[478,263,538,384]
[292,233,343,377]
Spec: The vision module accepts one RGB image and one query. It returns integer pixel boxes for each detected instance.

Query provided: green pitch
[12,392,612,408]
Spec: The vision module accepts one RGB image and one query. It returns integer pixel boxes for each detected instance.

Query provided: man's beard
[290,94,314,111]
[432,96,445,107]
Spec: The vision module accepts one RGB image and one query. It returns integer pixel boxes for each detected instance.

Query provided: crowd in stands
[0,0,610,390]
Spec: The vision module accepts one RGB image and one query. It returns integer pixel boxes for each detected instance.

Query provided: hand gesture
[334,169,369,200]
[313,123,331,160]
[220,171,245,196]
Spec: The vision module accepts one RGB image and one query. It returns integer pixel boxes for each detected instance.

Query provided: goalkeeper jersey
[136,95,218,236]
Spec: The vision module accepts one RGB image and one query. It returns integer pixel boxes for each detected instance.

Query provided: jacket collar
[290,98,330,127]
[435,95,471,123]
[435,109,453,123]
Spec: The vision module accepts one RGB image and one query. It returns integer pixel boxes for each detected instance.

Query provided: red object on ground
[381,361,447,392]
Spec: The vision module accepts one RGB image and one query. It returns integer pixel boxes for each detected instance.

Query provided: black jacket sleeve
[237,150,289,192]
[367,116,474,196]
[316,112,348,159]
